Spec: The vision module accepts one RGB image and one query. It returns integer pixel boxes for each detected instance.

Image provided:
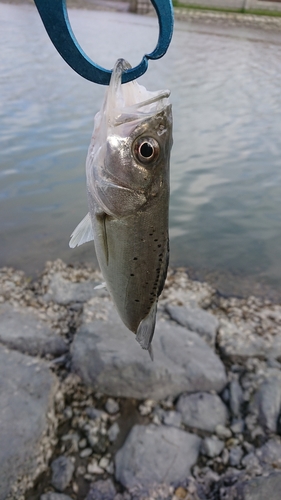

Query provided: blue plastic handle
[33,0,174,85]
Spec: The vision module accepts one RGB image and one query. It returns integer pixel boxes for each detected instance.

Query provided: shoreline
[1,258,281,499]
[3,0,281,30]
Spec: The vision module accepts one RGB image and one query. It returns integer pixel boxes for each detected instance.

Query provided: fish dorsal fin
[136,301,157,358]
[69,213,94,248]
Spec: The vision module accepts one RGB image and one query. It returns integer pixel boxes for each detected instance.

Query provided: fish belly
[92,196,169,334]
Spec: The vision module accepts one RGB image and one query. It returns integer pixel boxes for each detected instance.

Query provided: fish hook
[33,0,174,85]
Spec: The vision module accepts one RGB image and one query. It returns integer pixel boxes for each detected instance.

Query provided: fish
[70,58,172,357]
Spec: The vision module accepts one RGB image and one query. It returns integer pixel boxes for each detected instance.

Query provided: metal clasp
[33,0,174,85]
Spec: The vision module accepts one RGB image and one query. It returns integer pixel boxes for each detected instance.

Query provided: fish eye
[133,137,160,165]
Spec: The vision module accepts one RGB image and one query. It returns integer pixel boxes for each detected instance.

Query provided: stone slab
[166,304,218,347]
[0,346,57,500]
[71,300,227,400]
[115,424,201,489]
[176,392,228,432]
[0,303,68,357]
[44,273,108,305]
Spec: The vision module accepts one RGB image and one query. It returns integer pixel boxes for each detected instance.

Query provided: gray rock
[176,392,228,433]
[41,494,73,500]
[115,424,201,488]
[163,410,182,428]
[86,407,105,420]
[0,303,68,357]
[229,379,244,418]
[85,478,116,500]
[166,304,218,347]
[108,422,120,442]
[229,446,243,467]
[255,373,281,433]
[243,473,281,499]
[105,398,119,414]
[216,424,232,439]
[230,419,245,434]
[71,301,227,400]
[200,436,224,458]
[50,455,75,492]
[257,438,281,468]
[241,452,262,474]
[44,273,108,305]
[0,346,57,500]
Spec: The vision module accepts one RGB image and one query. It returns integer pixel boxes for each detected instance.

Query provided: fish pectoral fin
[94,282,107,290]
[69,213,94,248]
[136,301,157,356]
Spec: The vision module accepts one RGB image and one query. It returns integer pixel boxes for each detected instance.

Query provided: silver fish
[70,59,172,356]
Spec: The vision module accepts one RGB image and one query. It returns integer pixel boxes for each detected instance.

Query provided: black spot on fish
[133,257,138,260]
[154,239,158,242]
[130,274,134,277]
[135,299,140,303]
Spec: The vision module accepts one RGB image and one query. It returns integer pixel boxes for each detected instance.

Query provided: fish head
[86,59,172,218]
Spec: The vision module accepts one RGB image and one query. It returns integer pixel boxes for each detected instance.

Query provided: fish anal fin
[136,301,157,355]
[69,213,94,248]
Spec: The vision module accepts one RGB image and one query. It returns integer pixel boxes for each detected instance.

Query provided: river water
[1,3,281,299]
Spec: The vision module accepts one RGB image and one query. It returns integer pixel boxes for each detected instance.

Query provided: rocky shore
[1,259,281,500]
[3,0,281,31]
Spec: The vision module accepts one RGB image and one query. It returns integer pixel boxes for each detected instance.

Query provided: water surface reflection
[1,3,281,300]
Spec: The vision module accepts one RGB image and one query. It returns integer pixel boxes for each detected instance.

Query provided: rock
[86,407,105,420]
[254,372,281,433]
[85,478,116,500]
[50,455,75,492]
[230,420,245,434]
[71,300,227,399]
[44,273,108,305]
[41,494,73,500]
[222,472,281,500]
[0,346,58,500]
[108,422,120,442]
[176,392,228,433]
[166,304,218,347]
[241,452,262,475]
[0,303,68,357]
[163,410,182,428]
[201,436,224,458]
[229,379,244,418]
[216,424,232,439]
[243,473,281,499]
[127,484,173,500]
[257,438,281,468]
[115,424,201,488]
[229,446,243,467]
[105,398,119,414]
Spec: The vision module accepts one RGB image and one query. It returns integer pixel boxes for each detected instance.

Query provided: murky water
[1,3,281,299]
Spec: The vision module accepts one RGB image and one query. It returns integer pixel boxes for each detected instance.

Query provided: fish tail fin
[136,301,157,356]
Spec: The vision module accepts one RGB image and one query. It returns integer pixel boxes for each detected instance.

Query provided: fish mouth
[106,58,171,126]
